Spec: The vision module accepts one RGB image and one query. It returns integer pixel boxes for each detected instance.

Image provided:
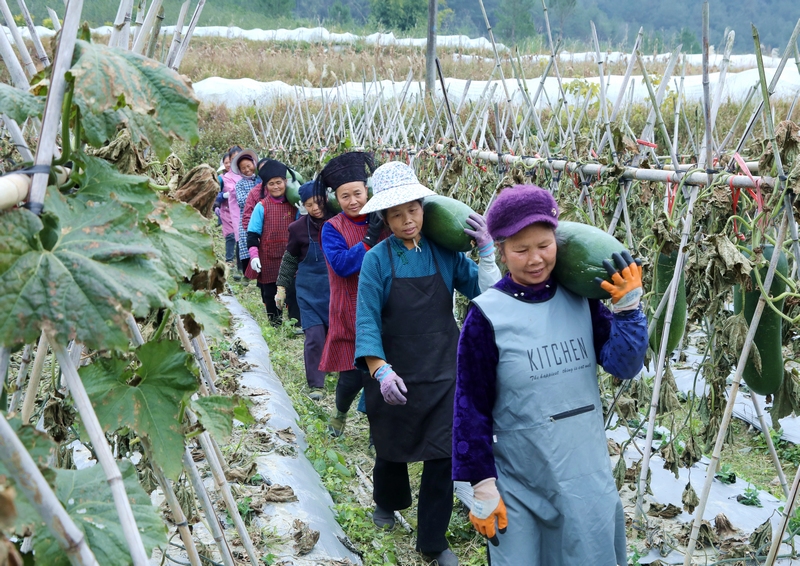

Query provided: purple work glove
[375,363,407,405]
[464,213,494,257]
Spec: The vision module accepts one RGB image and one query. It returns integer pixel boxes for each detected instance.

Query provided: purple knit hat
[486,185,559,239]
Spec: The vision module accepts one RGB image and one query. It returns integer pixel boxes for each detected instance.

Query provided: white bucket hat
[359,161,435,214]
[230,149,258,176]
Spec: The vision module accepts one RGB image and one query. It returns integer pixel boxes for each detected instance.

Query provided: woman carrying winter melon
[452,185,648,565]
[354,161,501,566]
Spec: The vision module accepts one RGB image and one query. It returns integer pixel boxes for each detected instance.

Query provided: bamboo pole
[46,7,61,32]
[20,332,47,424]
[109,0,129,48]
[634,186,699,522]
[26,0,83,214]
[0,413,100,566]
[765,450,800,564]
[591,22,617,165]
[171,0,206,71]
[165,0,189,67]
[683,213,790,564]
[0,0,35,76]
[144,4,164,59]
[186,408,259,566]
[131,0,162,54]
[0,12,30,89]
[7,343,32,413]
[182,448,235,566]
[14,0,48,67]
[132,0,146,47]
[700,2,713,177]
[51,339,149,564]
[750,394,790,499]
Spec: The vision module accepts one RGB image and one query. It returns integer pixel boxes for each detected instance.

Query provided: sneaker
[293,328,304,336]
[327,410,348,437]
[421,548,458,566]
[233,273,242,281]
[308,388,324,401]
[372,505,395,530]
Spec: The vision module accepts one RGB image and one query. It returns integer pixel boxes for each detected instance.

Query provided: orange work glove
[469,478,508,546]
[595,250,643,313]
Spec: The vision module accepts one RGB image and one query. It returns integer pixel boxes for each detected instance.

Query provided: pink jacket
[219,197,234,236]
[221,171,242,241]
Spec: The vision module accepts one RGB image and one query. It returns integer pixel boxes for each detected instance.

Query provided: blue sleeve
[590,300,648,379]
[355,247,389,367]
[321,222,367,278]
[451,251,481,300]
[214,191,224,207]
[453,305,498,483]
[247,202,264,234]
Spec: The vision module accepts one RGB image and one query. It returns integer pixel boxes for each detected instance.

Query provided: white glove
[250,257,262,273]
[223,191,229,199]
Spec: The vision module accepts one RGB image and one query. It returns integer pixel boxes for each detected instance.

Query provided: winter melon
[553,221,628,299]
[421,195,474,252]
[649,251,687,354]
[733,244,787,395]
[283,169,306,206]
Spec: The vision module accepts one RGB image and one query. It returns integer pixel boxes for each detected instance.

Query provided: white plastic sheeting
[5,24,503,51]
[220,294,362,565]
[192,64,800,108]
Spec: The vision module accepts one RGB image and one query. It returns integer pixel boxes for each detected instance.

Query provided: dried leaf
[770,368,800,428]
[682,482,699,514]
[647,502,682,519]
[276,427,297,444]
[613,456,627,491]
[266,484,298,503]
[679,435,702,469]
[658,365,681,414]
[660,442,680,479]
[714,513,738,538]
[174,164,219,218]
[292,519,319,555]
[0,487,16,530]
[749,518,772,553]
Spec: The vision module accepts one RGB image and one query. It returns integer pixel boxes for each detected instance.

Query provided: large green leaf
[72,154,157,216]
[0,82,44,123]
[173,284,231,340]
[0,416,56,534]
[68,40,199,160]
[191,395,254,443]
[33,460,165,565]
[0,188,173,350]
[80,340,197,480]
[146,199,216,279]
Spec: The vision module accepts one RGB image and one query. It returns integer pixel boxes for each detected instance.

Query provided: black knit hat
[258,159,288,184]
[314,152,375,210]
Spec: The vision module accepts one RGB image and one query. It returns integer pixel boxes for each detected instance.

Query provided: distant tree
[495,0,537,44]
[549,0,576,36]
[678,26,701,54]
[370,0,427,31]
[329,0,353,24]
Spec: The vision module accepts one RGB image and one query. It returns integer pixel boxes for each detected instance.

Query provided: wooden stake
[0,0,36,76]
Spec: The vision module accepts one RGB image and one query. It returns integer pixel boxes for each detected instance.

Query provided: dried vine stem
[0,414,99,566]
[50,338,150,565]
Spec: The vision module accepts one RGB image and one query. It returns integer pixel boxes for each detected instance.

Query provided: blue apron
[295,217,330,330]
[472,285,627,566]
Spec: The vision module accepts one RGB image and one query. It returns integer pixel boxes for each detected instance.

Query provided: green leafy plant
[737,484,763,507]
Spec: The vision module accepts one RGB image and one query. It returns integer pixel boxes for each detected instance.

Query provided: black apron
[364,242,460,463]
[295,217,330,330]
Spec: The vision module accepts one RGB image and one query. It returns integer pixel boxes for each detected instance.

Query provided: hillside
[29,0,799,52]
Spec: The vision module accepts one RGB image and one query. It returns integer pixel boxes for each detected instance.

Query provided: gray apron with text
[472,285,626,566]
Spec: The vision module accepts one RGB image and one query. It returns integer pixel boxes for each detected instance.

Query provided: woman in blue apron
[276,182,333,400]
[452,185,649,565]
[355,162,501,566]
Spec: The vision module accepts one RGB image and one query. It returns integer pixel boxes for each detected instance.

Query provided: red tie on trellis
[729,152,764,238]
